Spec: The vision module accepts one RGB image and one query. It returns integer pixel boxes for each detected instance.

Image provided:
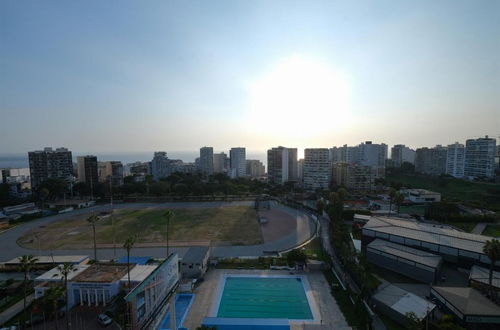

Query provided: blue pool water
[158,294,195,330]
[217,277,313,320]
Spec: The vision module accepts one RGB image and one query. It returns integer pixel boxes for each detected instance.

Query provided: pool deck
[182,269,351,330]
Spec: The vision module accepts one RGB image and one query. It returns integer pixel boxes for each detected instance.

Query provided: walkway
[0,293,34,326]
[472,222,487,235]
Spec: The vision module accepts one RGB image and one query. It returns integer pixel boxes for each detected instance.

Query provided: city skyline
[1,0,499,153]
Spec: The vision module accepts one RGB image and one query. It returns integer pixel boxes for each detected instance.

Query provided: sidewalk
[0,293,35,326]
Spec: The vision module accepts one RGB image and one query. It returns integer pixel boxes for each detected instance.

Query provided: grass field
[482,225,500,238]
[18,206,263,249]
[386,173,500,211]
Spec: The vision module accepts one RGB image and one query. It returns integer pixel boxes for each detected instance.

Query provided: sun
[246,54,351,142]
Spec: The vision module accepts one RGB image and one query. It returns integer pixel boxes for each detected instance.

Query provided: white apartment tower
[446,143,465,178]
[229,147,246,178]
[151,151,169,181]
[465,136,497,179]
[303,148,331,191]
[391,145,416,167]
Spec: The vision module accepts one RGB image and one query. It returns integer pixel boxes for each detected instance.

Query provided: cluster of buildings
[395,136,498,179]
[148,147,265,181]
[360,215,500,327]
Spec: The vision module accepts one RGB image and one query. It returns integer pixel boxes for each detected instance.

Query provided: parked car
[98,314,113,327]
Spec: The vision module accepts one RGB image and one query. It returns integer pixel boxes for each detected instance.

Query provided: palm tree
[19,255,38,325]
[57,263,76,330]
[394,192,405,215]
[44,286,65,330]
[388,188,396,216]
[163,210,174,257]
[86,214,99,262]
[483,239,500,297]
[123,235,136,292]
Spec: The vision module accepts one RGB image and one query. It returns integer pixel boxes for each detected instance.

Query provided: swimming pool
[158,293,194,330]
[216,276,313,320]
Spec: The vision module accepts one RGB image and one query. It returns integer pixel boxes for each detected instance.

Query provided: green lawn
[386,173,500,211]
[18,206,263,249]
[399,205,426,216]
[482,225,500,238]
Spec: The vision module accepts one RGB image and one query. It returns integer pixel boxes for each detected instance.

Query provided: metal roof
[182,246,210,264]
[373,284,435,319]
[367,239,442,268]
[469,265,500,289]
[432,286,500,316]
[5,255,89,265]
[120,265,157,283]
[363,216,489,254]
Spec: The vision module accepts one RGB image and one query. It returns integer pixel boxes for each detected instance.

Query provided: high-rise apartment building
[332,163,377,192]
[28,147,73,190]
[99,161,124,186]
[415,146,447,176]
[267,146,298,184]
[446,143,465,178]
[246,160,265,178]
[303,148,331,191]
[151,152,169,181]
[391,145,416,167]
[297,159,305,181]
[229,148,246,178]
[199,147,214,176]
[213,152,228,174]
[464,136,497,179]
[77,155,99,189]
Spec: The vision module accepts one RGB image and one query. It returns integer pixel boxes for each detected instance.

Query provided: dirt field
[17,206,263,249]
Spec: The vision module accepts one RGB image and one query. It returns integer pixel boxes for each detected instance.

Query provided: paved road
[0,201,316,262]
[0,293,35,326]
[472,222,487,235]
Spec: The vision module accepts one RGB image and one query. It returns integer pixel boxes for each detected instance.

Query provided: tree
[394,192,405,215]
[123,235,136,292]
[43,286,65,330]
[388,188,396,215]
[483,239,500,298]
[286,249,307,268]
[39,188,49,211]
[435,315,465,330]
[19,255,38,325]
[163,210,174,257]
[316,199,325,216]
[57,263,76,330]
[86,214,99,262]
[405,311,423,330]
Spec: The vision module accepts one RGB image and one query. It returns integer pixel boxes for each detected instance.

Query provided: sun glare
[247,55,351,141]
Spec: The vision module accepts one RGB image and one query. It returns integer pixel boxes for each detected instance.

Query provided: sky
[1,0,499,156]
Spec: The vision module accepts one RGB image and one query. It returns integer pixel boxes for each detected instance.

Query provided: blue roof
[116,256,151,265]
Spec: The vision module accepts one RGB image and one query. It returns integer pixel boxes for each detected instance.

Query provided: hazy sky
[1,0,499,154]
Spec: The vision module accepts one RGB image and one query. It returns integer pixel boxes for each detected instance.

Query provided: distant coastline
[0,151,268,169]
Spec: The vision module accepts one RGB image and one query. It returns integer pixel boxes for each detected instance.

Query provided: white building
[199,147,214,176]
[391,145,416,167]
[303,148,331,191]
[446,142,465,178]
[267,146,298,184]
[465,136,497,179]
[246,159,265,178]
[151,151,169,181]
[401,188,441,203]
[229,147,246,178]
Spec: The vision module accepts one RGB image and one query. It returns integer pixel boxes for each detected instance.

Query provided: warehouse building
[431,286,500,326]
[469,265,500,294]
[372,283,435,327]
[367,239,442,283]
[361,216,496,268]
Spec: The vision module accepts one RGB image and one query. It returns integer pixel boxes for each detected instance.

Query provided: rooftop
[469,265,500,289]
[120,265,157,283]
[432,286,500,316]
[373,284,435,319]
[4,255,89,265]
[367,239,442,268]
[72,264,131,283]
[363,216,489,254]
[182,246,210,264]
[35,265,89,282]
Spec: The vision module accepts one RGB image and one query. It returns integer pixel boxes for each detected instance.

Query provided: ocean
[0,151,268,169]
